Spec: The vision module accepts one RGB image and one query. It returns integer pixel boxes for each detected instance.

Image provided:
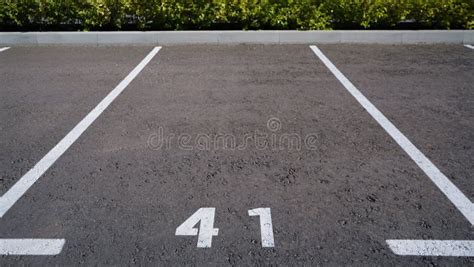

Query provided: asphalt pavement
[0,44,473,265]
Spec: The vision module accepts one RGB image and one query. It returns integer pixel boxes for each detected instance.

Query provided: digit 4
[175,207,219,248]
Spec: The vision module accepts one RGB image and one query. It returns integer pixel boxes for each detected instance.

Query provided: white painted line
[0,239,65,255]
[175,208,219,248]
[387,240,474,257]
[0,47,162,217]
[464,44,474,50]
[310,45,474,225]
[0,47,10,52]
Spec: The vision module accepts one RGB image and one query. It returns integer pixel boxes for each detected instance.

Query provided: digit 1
[248,208,275,247]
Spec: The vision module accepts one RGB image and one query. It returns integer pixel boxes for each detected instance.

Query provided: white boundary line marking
[464,44,474,50]
[309,45,474,225]
[0,46,162,217]
[0,239,65,255]
[386,240,474,256]
[0,47,10,52]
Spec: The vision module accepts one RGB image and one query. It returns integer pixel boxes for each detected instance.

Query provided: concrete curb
[0,30,472,45]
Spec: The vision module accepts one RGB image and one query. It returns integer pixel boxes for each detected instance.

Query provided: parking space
[319,44,474,201]
[0,45,472,265]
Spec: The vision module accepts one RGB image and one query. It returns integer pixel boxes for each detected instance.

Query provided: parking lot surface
[0,44,473,265]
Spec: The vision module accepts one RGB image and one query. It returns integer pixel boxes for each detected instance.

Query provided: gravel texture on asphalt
[0,45,472,265]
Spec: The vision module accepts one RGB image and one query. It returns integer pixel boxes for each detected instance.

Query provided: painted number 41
[175,207,275,248]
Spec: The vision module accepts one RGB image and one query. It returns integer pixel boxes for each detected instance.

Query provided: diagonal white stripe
[0,47,162,217]
[309,45,474,225]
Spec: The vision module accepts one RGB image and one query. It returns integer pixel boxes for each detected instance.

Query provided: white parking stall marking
[309,45,474,226]
[386,240,474,257]
[0,46,162,218]
[0,239,65,255]
[310,45,474,257]
[464,44,474,50]
[0,47,10,52]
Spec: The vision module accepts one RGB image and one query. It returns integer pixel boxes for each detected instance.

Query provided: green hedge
[1,0,473,31]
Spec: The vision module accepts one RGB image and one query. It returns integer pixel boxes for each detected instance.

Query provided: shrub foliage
[0,0,472,31]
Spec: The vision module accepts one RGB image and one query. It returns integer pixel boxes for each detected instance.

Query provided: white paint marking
[0,47,162,217]
[175,208,219,248]
[248,208,275,247]
[464,44,474,50]
[0,239,65,255]
[0,47,10,52]
[387,240,474,257]
[310,45,474,225]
